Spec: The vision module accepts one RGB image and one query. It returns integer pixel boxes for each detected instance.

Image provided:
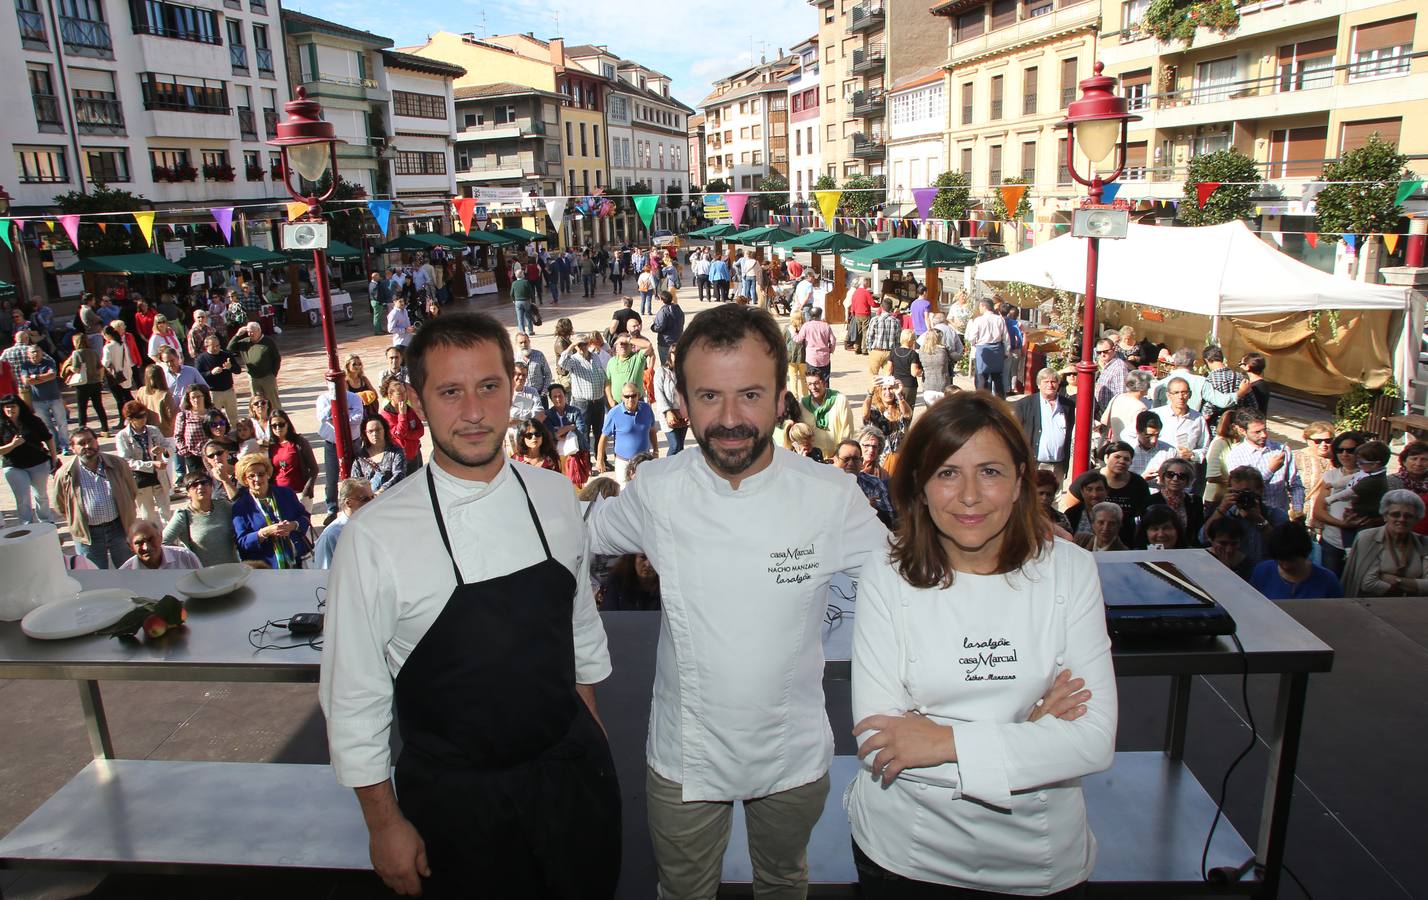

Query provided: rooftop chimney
[549,37,564,65]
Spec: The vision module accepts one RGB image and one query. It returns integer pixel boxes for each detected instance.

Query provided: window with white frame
[1350,16,1415,80]
[608,94,628,123]
[1193,57,1238,103]
[15,146,68,183]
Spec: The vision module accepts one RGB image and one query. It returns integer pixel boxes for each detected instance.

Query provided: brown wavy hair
[888,391,1048,588]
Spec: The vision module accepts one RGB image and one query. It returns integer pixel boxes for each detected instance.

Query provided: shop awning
[494,227,547,242]
[840,237,977,272]
[283,239,364,261]
[733,226,799,246]
[203,245,291,267]
[57,254,191,276]
[176,250,234,272]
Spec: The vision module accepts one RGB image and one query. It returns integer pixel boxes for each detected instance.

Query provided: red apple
[142,614,168,639]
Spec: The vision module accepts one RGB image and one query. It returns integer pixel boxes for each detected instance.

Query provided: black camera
[1233,489,1260,510]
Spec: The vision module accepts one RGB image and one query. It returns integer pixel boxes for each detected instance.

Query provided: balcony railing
[60,15,111,51]
[74,96,124,133]
[1146,53,1426,110]
[459,117,546,137]
[989,169,1002,187]
[990,99,1003,119]
[237,106,257,139]
[1059,87,1075,108]
[851,132,885,158]
[230,44,248,70]
[141,82,228,115]
[1021,166,1035,181]
[1023,93,1037,115]
[851,89,885,117]
[263,108,278,137]
[17,8,46,43]
[32,93,61,126]
[851,44,885,75]
[849,1,884,33]
[961,104,972,124]
[255,48,273,74]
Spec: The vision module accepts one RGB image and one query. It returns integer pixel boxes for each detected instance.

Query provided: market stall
[974,220,1418,397]
[840,237,977,312]
[773,231,872,325]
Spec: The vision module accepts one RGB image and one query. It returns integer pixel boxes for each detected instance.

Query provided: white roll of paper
[0,522,81,621]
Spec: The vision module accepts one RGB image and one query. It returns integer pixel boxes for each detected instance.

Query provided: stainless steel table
[789,549,1335,898]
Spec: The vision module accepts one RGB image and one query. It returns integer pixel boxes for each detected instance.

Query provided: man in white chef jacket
[588,304,887,898]
[321,313,619,898]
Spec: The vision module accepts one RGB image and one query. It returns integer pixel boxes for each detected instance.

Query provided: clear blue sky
[286,0,816,109]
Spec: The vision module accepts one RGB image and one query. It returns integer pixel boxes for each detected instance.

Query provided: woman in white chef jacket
[848,392,1117,897]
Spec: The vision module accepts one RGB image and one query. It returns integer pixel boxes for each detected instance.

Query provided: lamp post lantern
[268,87,355,480]
[1055,61,1140,478]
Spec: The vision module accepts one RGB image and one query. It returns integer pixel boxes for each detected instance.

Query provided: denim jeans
[32,398,67,449]
[741,276,757,300]
[664,427,687,455]
[640,290,655,315]
[514,301,535,335]
[79,518,133,569]
[323,440,339,514]
[4,461,54,523]
[546,279,560,303]
[584,274,597,296]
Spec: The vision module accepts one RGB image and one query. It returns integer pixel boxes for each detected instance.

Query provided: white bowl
[22,589,137,640]
[176,563,252,599]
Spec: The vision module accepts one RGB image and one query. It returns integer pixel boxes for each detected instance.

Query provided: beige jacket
[50,452,138,546]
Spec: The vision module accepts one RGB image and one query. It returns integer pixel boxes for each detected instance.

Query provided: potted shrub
[203,163,236,182]
[151,165,173,183]
[245,163,265,181]
[173,164,199,182]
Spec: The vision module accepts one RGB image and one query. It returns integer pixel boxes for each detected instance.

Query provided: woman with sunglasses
[247,395,273,446]
[163,470,240,566]
[1295,421,1336,520]
[1147,457,1203,546]
[266,410,318,506]
[350,415,406,493]
[512,419,561,472]
[1311,431,1363,576]
[344,354,380,419]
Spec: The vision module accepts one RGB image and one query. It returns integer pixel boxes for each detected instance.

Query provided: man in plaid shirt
[558,333,610,467]
[1225,410,1304,515]
[864,299,901,377]
[1201,345,1247,429]
[1093,338,1131,418]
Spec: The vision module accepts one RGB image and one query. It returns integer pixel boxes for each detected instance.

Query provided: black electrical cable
[1201,632,1256,882]
[247,618,323,652]
[1283,863,1315,899]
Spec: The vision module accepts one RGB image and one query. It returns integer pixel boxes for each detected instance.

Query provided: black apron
[392,465,621,898]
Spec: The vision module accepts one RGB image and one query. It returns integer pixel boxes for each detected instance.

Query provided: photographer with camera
[1199,465,1288,566]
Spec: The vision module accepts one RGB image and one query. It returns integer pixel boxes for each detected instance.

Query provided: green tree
[812,174,838,192]
[665,183,684,210]
[929,170,971,222]
[1178,149,1261,226]
[51,186,152,255]
[990,175,1032,221]
[705,178,731,193]
[841,174,885,216]
[307,173,369,247]
[757,173,790,214]
[1314,135,1411,236]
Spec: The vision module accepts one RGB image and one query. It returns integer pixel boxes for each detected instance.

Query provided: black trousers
[853,841,1087,899]
[74,383,108,432]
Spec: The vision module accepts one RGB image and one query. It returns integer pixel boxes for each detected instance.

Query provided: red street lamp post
[1055,62,1140,478]
[268,87,354,480]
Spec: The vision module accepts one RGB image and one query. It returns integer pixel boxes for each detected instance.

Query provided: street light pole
[268,87,355,480]
[1056,62,1138,478]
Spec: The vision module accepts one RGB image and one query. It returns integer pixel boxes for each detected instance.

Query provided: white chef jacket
[588,447,887,801]
[319,459,611,789]
[847,539,1116,895]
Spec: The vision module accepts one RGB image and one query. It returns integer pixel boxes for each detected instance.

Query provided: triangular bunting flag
[1396,179,1423,206]
[724,192,750,226]
[0,220,10,252]
[998,185,1027,218]
[813,190,842,228]
[286,201,309,222]
[58,214,80,247]
[1384,233,1401,254]
[912,187,937,225]
[211,207,235,244]
[366,200,392,234]
[1195,183,1222,209]
[1343,233,1357,252]
[133,211,155,246]
[632,194,659,231]
[453,198,476,233]
[1305,233,1319,248]
[122,223,132,233]
[544,197,567,228]
[1100,183,1121,204]
[44,220,55,231]
[11,219,24,234]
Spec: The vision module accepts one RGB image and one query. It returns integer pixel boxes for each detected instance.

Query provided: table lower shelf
[0,752,1255,891]
[722,752,1256,893]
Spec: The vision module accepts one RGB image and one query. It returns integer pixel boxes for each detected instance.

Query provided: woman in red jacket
[266,408,318,503]
[379,376,424,470]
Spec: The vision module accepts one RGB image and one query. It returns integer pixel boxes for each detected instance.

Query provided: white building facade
[381,51,462,226]
[886,72,947,208]
[787,37,821,202]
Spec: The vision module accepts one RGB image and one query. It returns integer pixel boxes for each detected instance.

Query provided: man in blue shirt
[706,255,731,303]
[597,384,658,484]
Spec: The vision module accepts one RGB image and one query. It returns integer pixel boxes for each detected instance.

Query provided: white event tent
[975,220,1420,388]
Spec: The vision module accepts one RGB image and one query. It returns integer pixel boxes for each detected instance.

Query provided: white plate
[176,563,251,599]
[21,589,138,640]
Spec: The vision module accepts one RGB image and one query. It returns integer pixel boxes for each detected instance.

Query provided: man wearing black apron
[321,312,620,898]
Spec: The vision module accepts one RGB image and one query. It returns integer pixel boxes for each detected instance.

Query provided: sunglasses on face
[1338,446,1359,455]
[836,454,860,463]
[622,394,638,400]
[270,421,288,429]
[1162,470,1190,481]
[1310,437,1333,444]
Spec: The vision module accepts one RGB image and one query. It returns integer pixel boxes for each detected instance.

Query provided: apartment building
[886,70,947,210]
[451,83,563,202]
[699,55,795,200]
[932,0,1101,244]
[3,0,292,286]
[787,36,822,201]
[810,0,883,180]
[688,114,707,191]
[1098,0,1427,221]
[382,50,463,229]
